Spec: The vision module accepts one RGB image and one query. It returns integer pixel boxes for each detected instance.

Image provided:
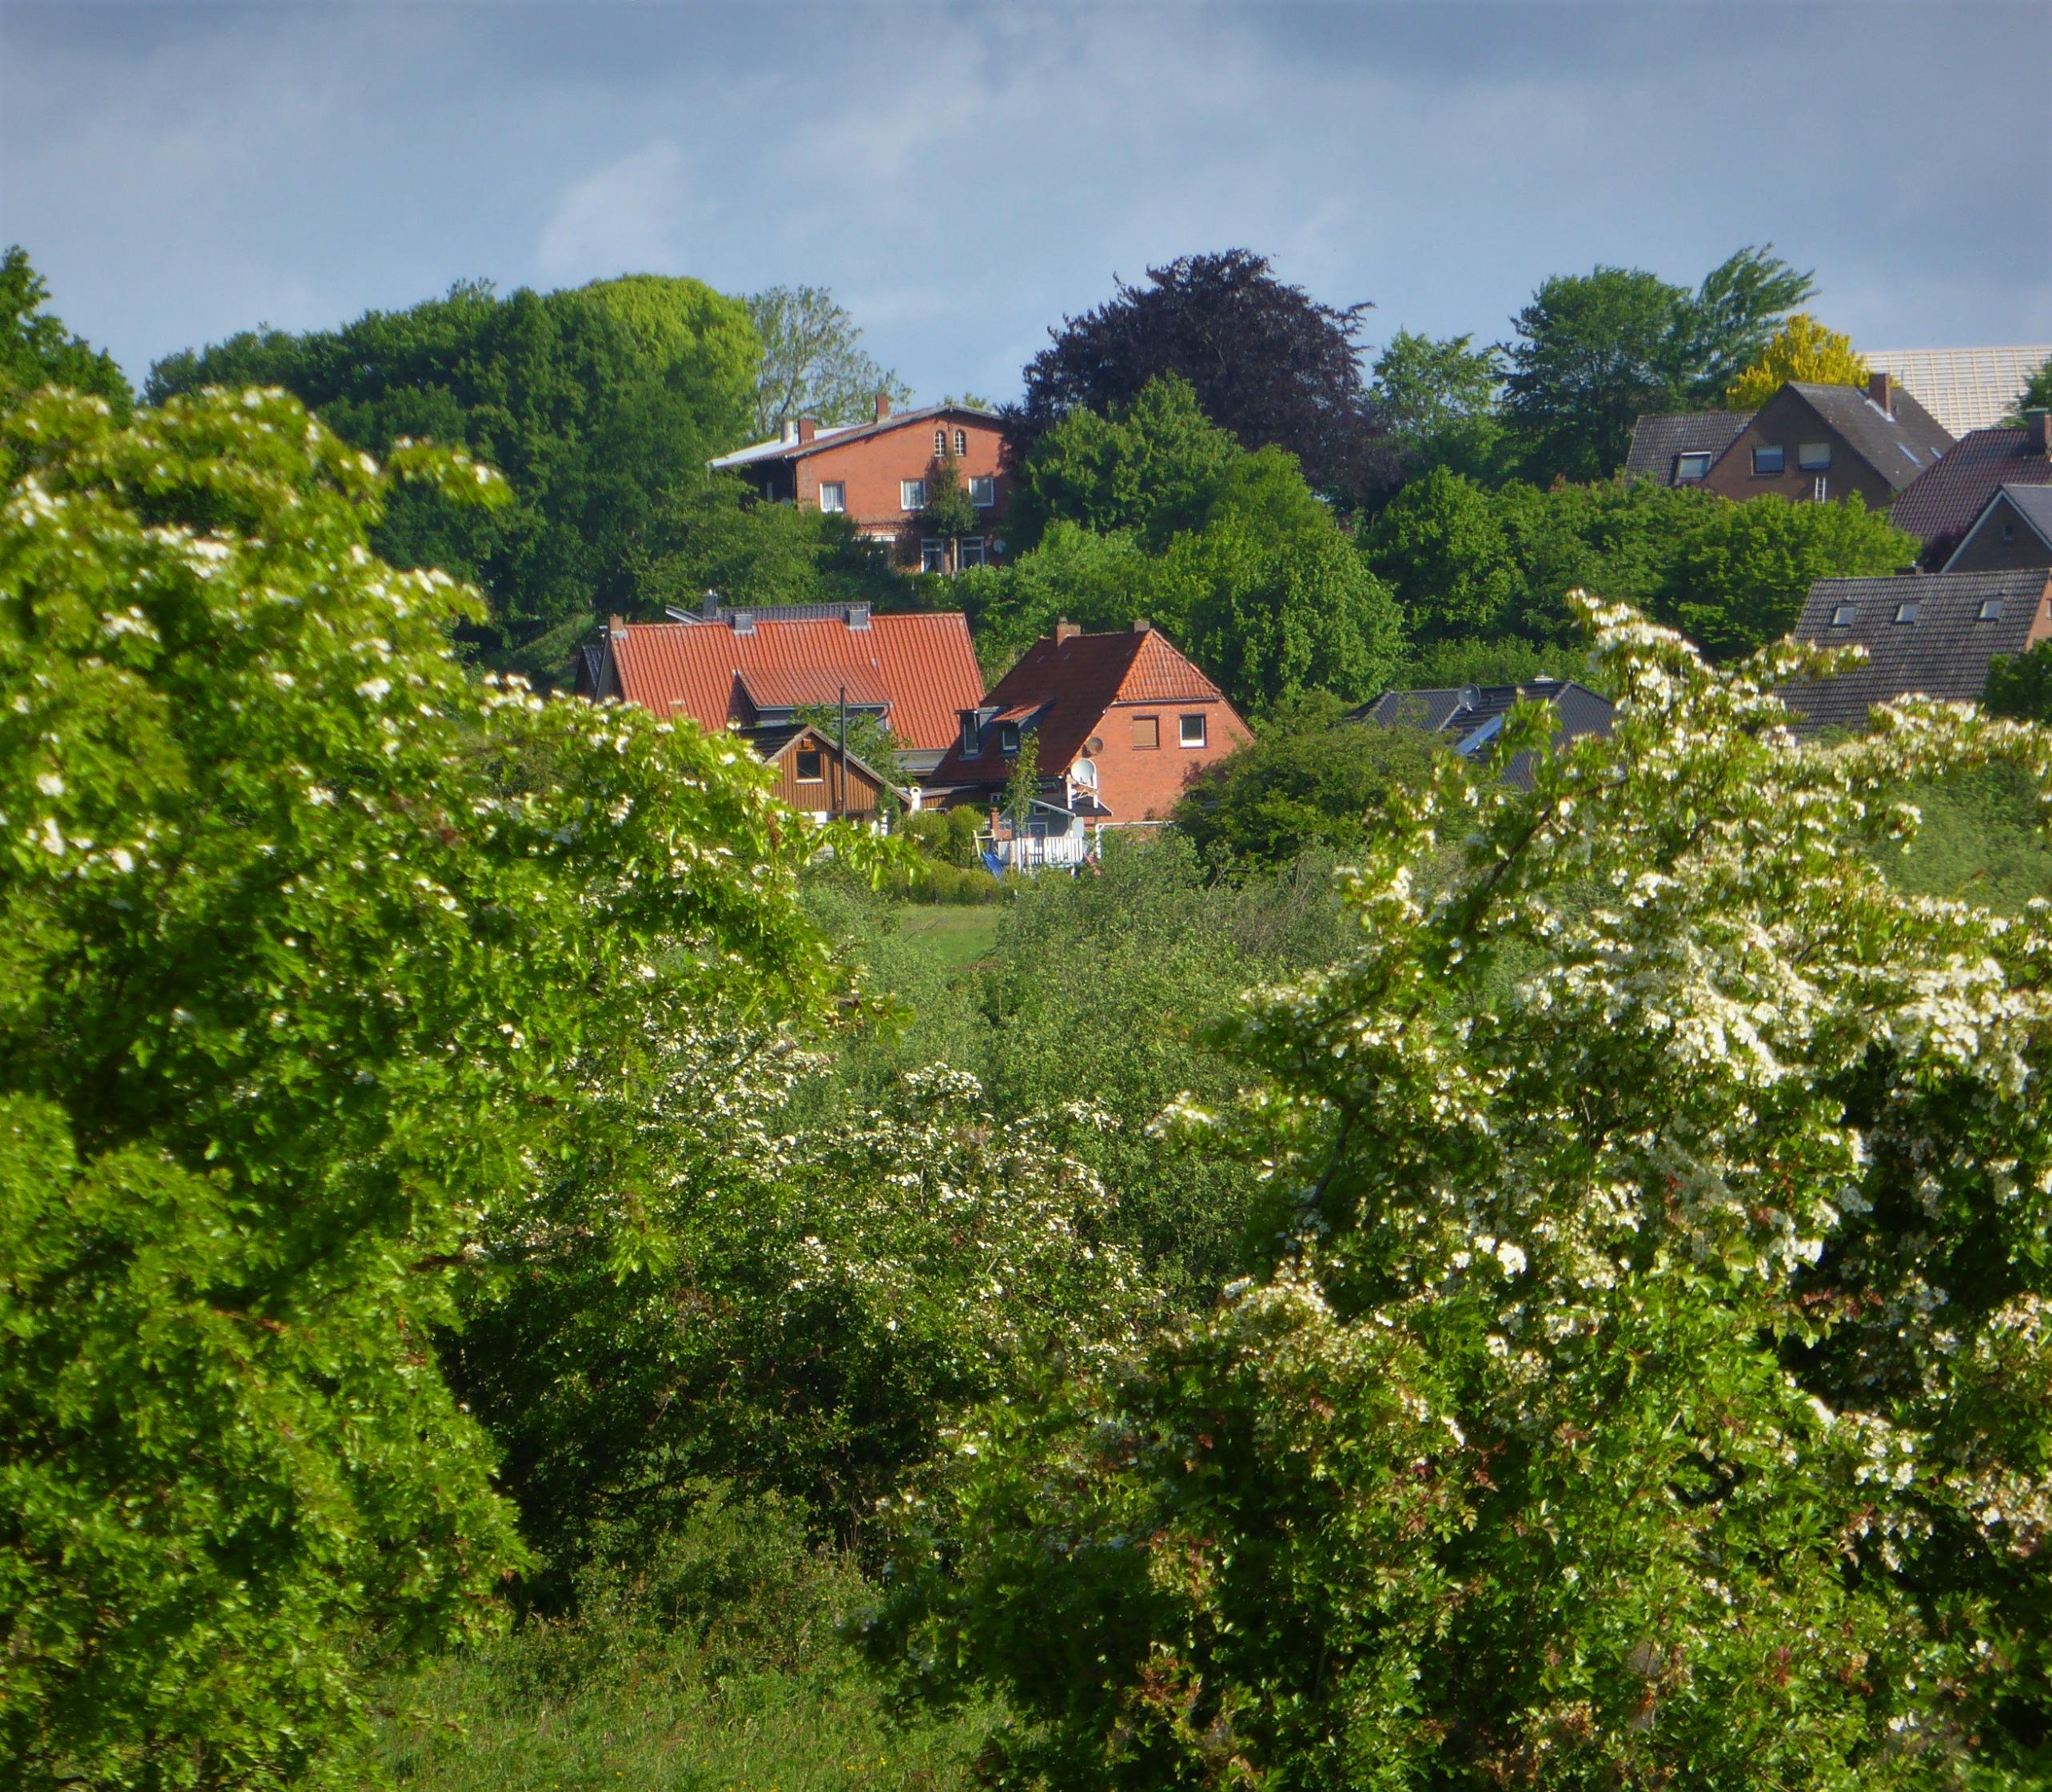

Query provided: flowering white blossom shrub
[874,595,2052,1789]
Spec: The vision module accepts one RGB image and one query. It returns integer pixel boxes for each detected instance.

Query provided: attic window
[998,723,1021,756]
[1893,601,1921,624]
[1675,452,1712,481]
[1133,715,1159,750]
[1979,597,2006,621]
[934,428,947,455]
[1798,442,1831,472]
[960,715,980,754]
[1752,444,1785,476]
[1830,603,1856,627]
[1179,713,1209,747]
[795,750,823,783]
[954,429,967,455]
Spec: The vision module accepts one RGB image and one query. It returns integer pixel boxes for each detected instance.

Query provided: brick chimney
[874,392,892,422]
[1131,617,1152,633]
[1867,371,1894,416]
[2026,408,2052,456]
[1054,618,1082,643]
[795,416,818,444]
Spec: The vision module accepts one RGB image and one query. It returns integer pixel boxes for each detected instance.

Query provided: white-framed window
[1980,597,2006,621]
[901,479,927,512]
[1830,603,1856,627]
[795,749,824,783]
[1179,713,1208,747]
[817,480,847,513]
[1894,601,1920,624]
[1798,442,1832,472]
[1675,452,1712,481]
[934,428,947,455]
[954,428,967,455]
[920,538,946,574]
[1752,444,1785,476]
[970,475,996,508]
[958,536,988,567]
[998,722,1021,756]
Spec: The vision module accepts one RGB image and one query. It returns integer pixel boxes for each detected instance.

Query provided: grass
[891,904,1003,971]
[375,1647,986,1792]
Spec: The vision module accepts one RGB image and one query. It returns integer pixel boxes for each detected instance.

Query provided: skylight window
[1675,452,1711,481]
[1979,597,2006,620]
[1893,601,1920,624]
[1830,603,1856,627]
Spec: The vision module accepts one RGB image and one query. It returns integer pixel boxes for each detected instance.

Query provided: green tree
[635,474,901,615]
[146,279,756,648]
[1723,313,1871,409]
[1172,690,1448,870]
[1986,639,2052,723]
[1369,329,1506,480]
[951,522,1160,676]
[1503,247,1813,483]
[876,597,2052,1789]
[1171,448,1407,714]
[2004,355,2052,423]
[1002,724,1042,835]
[0,245,130,420]
[0,389,843,1782]
[1656,492,1915,659]
[1360,465,1523,643]
[921,446,980,571]
[1006,373,1241,553]
[746,285,911,437]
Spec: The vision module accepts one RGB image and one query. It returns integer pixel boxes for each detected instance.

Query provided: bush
[901,804,985,869]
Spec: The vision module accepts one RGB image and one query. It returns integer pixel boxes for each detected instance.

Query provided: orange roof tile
[607,611,983,752]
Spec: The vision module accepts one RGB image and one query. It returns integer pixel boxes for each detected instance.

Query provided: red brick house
[575,599,984,786]
[1625,374,1952,507]
[927,622,1251,863]
[709,398,1010,573]
[1891,412,2052,566]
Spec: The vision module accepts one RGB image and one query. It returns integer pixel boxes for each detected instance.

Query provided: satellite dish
[1071,757,1098,789]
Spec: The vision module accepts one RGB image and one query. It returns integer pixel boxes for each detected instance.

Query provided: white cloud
[535,139,691,284]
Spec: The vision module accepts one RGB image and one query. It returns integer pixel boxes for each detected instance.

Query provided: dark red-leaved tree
[1015,249,1397,508]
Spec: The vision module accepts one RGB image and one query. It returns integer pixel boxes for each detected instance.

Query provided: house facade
[1624,376,1952,506]
[1942,485,2052,574]
[926,621,1252,864]
[574,600,985,785]
[708,399,1010,573]
[1780,569,2052,734]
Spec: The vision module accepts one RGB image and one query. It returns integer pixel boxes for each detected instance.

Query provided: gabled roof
[1890,425,2052,548]
[1864,348,2052,437]
[735,666,893,715]
[1780,569,2052,734]
[710,403,1003,470]
[1782,381,1953,492]
[930,625,1239,786]
[1624,411,1752,485]
[1942,485,2052,570]
[1353,677,1616,790]
[599,610,983,753]
[742,721,915,802]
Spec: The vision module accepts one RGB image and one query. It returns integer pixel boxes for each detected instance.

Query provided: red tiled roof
[931,626,1240,784]
[1891,426,2052,552]
[606,611,982,752]
[736,666,893,713]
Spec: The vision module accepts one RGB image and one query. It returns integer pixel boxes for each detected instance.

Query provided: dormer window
[998,722,1021,756]
[1894,601,1920,624]
[1675,452,1711,481]
[1830,603,1856,627]
[960,714,980,754]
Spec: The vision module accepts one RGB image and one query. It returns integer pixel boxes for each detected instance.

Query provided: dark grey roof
[1787,382,1954,492]
[1624,411,1752,484]
[1353,677,1616,789]
[1891,425,2052,547]
[1781,569,2052,733]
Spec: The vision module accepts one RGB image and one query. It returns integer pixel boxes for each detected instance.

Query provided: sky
[2,0,2047,406]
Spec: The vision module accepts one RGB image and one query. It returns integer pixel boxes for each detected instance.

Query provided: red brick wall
[797,413,1010,563]
[1085,696,1252,823]
[1703,388,1896,509]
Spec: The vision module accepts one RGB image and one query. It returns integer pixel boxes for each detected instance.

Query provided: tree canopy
[1724,313,1871,410]
[0,246,130,420]
[0,386,843,1782]
[875,599,2052,1789]
[1369,329,1507,481]
[1018,250,1396,506]
[746,285,911,438]
[1501,246,1813,483]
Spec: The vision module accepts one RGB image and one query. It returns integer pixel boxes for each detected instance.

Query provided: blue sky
[3,0,2046,404]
